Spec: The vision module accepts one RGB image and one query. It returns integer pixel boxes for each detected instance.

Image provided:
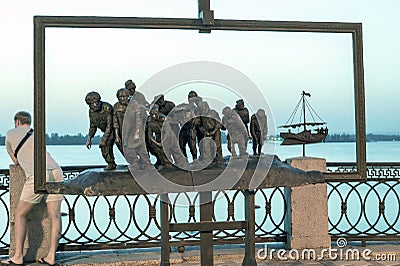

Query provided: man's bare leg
[0,200,34,265]
[40,200,62,265]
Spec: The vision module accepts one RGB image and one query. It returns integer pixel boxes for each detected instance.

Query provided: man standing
[1,111,64,266]
[85,91,117,170]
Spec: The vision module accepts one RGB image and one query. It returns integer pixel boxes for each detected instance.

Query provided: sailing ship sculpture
[279,91,328,155]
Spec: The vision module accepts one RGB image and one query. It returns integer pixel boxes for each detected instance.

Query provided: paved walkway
[2,243,400,265]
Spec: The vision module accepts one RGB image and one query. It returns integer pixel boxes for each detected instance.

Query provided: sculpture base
[286,156,327,172]
[284,156,331,250]
[45,155,325,195]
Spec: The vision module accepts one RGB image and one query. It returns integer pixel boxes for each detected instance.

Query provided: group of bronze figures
[85,80,268,170]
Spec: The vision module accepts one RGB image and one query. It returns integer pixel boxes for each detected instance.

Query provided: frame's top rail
[34,15,361,33]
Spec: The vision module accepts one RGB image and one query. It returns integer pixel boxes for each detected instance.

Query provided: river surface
[1,141,399,169]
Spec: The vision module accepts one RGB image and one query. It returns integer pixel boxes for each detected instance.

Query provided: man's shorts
[20,168,65,204]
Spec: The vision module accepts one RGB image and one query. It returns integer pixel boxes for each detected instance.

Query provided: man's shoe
[0,259,25,266]
[37,257,57,266]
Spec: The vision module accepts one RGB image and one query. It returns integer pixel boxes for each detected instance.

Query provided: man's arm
[242,108,250,125]
[263,121,268,138]
[86,113,97,149]
[5,134,18,164]
[209,111,222,136]
[150,136,162,147]
[133,108,145,142]
[145,120,153,143]
[100,103,114,146]
[113,107,121,145]
[250,116,257,137]
[6,142,18,164]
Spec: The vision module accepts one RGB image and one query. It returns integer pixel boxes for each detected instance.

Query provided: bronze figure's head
[85,91,102,112]
[125,79,136,95]
[116,88,130,106]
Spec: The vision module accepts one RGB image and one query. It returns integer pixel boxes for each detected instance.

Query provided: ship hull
[280,130,327,145]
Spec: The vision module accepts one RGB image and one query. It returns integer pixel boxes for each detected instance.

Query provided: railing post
[160,194,170,266]
[200,191,213,265]
[243,189,256,266]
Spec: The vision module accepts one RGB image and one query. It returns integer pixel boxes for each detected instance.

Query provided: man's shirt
[6,125,60,178]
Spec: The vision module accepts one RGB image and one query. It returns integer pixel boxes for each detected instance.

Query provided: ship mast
[301,90,311,156]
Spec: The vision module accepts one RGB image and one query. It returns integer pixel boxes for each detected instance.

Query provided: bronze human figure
[161,115,190,169]
[174,103,199,160]
[250,109,268,156]
[233,99,250,136]
[153,94,175,116]
[85,91,116,170]
[224,99,250,154]
[113,88,130,155]
[124,100,152,170]
[124,79,149,108]
[188,91,203,107]
[145,104,171,168]
[188,91,204,141]
[221,106,249,158]
[198,102,223,164]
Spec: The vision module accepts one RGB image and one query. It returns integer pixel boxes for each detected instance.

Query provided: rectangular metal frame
[34,16,366,192]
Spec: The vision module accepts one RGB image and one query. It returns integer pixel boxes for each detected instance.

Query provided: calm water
[1,141,399,169]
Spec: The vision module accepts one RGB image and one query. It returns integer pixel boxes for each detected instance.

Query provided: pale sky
[0,0,399,135]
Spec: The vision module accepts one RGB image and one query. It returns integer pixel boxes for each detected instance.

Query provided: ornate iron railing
[0,162,399,254]
[327,162,400,180]
[326,162,400,245]
[0,169,10,255]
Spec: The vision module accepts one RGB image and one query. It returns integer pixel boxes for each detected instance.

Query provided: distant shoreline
[0,133,399,145]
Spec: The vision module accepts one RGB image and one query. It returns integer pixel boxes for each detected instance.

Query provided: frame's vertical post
[352,24,367,179]
[160,194,170,266]
[243,190,256,266]
[198,0,210,18]
[200,191,213,265]
[33,16,47,193]
[198,0,214,33]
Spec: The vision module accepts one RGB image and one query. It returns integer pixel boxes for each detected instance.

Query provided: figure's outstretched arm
[87,116,97,149]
